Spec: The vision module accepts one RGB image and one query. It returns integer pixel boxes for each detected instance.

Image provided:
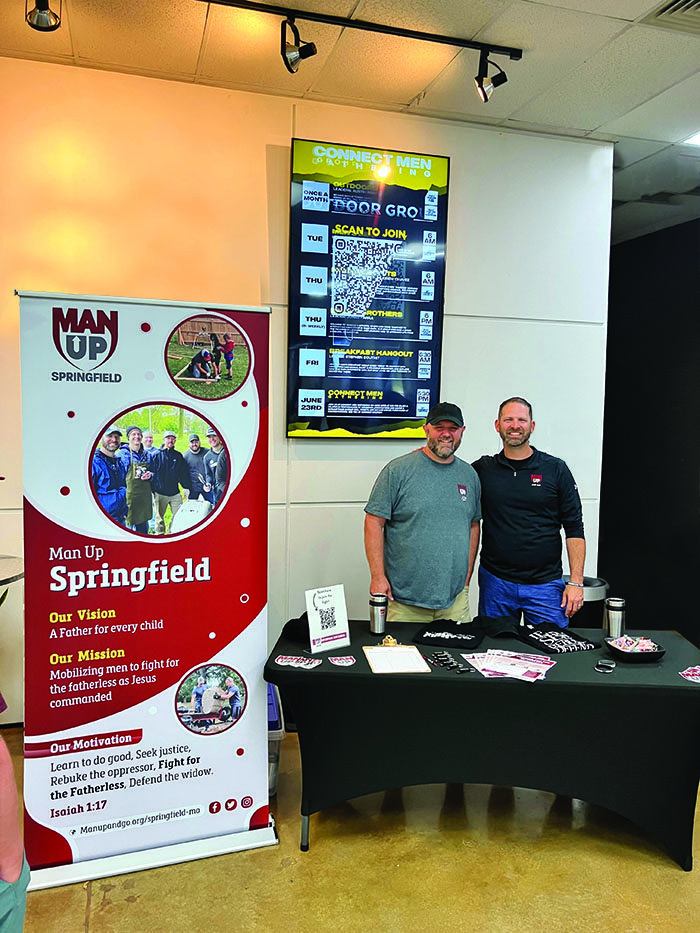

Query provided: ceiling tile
[612,136,670,167]
[528,1,659,19]
[611,197,699,242]
[418,2,625,122]
[513,24,700,131]
[0,0,73,57]
[69,0,207,73]
[309,29,457,105]
[355,0,511,35]
[613,145,700,199]
[500,118,589,137]
[250,0,356,14]
[598,71,700,142]
[200,7,341,92]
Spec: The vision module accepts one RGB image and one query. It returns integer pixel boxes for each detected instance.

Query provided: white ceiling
[4,0,700,244]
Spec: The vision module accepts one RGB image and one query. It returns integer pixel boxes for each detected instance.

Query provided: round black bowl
[605,636,665,663]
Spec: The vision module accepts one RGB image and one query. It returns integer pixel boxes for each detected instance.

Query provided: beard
[499,426,531,449]
[427,433,461,460]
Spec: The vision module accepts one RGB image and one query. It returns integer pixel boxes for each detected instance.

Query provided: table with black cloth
[264,622,700,869]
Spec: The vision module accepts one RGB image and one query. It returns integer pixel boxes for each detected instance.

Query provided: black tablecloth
[265,623,700,869]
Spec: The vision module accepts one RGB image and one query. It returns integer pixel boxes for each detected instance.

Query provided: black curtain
[599,219,700,647]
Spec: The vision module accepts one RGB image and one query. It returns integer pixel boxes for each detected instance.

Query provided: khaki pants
[154,492,183,535]
[387,585,471,623]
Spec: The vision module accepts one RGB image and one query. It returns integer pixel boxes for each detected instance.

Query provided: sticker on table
[329,656,356,666]
[679,667,700,683]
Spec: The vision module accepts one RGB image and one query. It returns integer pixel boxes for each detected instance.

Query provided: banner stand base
[28,820,278,891]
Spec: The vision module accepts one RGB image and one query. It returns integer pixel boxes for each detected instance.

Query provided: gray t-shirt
[365,449,481,609]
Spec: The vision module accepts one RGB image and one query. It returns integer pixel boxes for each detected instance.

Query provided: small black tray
[605,636,665,663]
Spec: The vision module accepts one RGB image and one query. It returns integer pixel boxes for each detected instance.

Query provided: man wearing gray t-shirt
[364,402,481,623]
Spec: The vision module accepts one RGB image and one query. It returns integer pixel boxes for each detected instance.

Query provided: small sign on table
[305,584,350,654]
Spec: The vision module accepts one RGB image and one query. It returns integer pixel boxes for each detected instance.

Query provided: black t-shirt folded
[517,622,599,653]
[471,615,599,653]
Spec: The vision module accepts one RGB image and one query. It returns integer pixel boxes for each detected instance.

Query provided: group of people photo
[91,406,229,535]
[166,316,251,401]
[175,665,246,735]
[365,396,586,631]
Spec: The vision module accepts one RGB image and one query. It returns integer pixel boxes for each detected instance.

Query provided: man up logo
[52,306,118,371]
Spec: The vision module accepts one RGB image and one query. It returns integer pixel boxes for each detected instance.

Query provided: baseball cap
[105,426,122,435]
[201,350,211,359]
[189,433,200,442]
[206,427,217,437]
[163,430,176,439]
[425,402,464,428]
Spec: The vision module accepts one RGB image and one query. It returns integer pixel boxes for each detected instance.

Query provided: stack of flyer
[461,649,555,682]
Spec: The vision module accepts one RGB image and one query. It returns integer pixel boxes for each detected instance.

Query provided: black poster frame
[286,138,450,439]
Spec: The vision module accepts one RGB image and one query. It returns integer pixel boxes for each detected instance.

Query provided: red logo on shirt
[531,475,542,486]
[457,484,467,500]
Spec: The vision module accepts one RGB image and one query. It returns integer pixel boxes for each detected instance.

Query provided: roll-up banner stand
[18,292,275,889]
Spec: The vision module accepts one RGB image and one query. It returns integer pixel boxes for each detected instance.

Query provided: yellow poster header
[293,138,449,192]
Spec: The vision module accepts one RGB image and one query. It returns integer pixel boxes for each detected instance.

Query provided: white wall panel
[287,504,369,621]
[440,315,607,499]
[268,305,290,506]
[267,505,288,650]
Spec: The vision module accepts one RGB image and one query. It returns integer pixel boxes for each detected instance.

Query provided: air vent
[642,1,700,36]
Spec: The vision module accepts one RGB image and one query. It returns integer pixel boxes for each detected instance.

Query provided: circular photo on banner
[175,664,247,735]
[165,315,251,400]
[89,404,230,537]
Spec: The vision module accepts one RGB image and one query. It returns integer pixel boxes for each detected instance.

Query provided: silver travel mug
[604,597,625,639]
[369,593,388,635]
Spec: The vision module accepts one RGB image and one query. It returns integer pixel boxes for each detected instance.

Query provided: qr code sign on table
[319,606,336,630]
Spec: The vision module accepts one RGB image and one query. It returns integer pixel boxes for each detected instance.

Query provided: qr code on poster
[331,237,397,317]
[319,607,336,630]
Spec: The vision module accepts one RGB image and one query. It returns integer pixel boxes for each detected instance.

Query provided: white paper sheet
[363,645,431,674]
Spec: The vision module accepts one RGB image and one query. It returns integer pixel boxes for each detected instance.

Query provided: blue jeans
[478,565,568,628]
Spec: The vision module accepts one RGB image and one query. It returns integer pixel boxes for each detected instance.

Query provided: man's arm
[561,536,586,617]
[466,520,480,585]
[0,736,24,885]
[363,512,393,600]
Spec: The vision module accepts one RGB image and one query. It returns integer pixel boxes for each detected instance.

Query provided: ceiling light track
[197,0,523,62]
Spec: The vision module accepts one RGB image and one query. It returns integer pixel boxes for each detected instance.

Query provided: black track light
[281,17,317,74]
[474,49,507,103]
[26,0,61,31]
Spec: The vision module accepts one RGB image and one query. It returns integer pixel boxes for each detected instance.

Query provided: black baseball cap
[425,402,464,427]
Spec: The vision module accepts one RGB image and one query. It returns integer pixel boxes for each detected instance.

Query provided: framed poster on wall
[286,138,450,439]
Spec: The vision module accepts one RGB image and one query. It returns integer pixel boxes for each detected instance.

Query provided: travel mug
[604,597,625,639]
[369,593,388,635]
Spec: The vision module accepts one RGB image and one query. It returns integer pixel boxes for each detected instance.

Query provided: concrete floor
[5,725,700,932]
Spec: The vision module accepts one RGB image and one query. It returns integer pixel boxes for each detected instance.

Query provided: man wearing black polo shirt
[472,397,585,628]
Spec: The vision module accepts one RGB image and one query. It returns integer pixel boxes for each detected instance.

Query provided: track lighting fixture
[25,0,61,31]
[474,49,508,103]
[281,17,318,74]
[197,3,522,81]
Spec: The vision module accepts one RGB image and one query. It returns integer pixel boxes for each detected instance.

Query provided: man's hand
[561,584,584,618]
[370,575,393,601]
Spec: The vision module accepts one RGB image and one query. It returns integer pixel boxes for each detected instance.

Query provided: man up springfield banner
[18,292,274,883]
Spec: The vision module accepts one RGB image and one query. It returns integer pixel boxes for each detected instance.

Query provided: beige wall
[0,57,612,722]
